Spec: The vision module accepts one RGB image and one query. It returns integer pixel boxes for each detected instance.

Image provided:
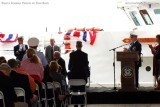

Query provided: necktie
[51,46,53,60]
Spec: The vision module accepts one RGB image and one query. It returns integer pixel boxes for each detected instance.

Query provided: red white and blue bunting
[0,33,18,42]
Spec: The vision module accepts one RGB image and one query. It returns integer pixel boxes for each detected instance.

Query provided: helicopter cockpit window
[139,10,153,25]
[129,11,143,26]
[154,9,160,23]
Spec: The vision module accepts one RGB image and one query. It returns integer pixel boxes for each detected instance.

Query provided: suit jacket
[45,45,61,63]
[68,50,89,82]
[14,44,28,61]
[10,70,33,101]
[129,40,142,67]
[56,57,67,77]
[0,71,17,107]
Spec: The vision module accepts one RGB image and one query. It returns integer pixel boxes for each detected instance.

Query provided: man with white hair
[45,38,61,63]
[128,33,142,88]
[53,51,67,77]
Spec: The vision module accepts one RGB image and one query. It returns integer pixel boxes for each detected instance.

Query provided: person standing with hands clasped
[14,36,28,61]
[45,38,61,63]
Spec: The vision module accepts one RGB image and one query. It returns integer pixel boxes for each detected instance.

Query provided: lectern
[117,52,139,91]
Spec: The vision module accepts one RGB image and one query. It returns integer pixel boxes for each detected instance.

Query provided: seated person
[0,63,17,107]
[8,59,37,107]
[43,61,67,107]
[0,56,7,64]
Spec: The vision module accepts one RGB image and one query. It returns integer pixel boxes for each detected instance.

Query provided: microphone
[109,43,129,51]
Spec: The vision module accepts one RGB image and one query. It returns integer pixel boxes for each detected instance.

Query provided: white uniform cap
[28,37,39,47]
[130,33,138,38]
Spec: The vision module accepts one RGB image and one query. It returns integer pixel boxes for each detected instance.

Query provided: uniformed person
[22,37,48,67]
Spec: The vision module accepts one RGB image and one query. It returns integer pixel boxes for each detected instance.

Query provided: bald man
[53,51,67,77]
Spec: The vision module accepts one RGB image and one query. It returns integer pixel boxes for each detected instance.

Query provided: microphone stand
[109,44,129,90]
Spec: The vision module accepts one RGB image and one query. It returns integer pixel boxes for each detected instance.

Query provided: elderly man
[53,51,67,77]
[128,33,142,88]
[45,38,61,63]
[23,37,48,67]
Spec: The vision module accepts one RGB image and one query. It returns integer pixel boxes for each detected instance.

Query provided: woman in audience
[21,48,44,83]
[43,61,67,107]
[21,48,44,106]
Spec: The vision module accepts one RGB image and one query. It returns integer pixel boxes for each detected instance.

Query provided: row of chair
[0,88,26,107]
[0,79,88,107]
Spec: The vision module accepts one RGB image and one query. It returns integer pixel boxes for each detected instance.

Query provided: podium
[117,52,139,91]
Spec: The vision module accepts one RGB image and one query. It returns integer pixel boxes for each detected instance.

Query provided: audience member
[21,48,44,83]
[43,61,66,107]
[53,51,67,77]
[0,56,7,64]
[8,58,37,107]
[0,63,17,107]
[8,58,36,93]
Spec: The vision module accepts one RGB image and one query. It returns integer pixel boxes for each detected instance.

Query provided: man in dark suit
[68,41,89,107]
[128,33,142,88]
[45,38,61,63]
[0,63,17,107]
[53,51,67,77]
[68,41,89,82]
[14,36,28,61]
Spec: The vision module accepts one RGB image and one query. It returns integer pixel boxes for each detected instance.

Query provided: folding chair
[41,82,47,107]
[61,80,67,92]
[86,77,90,88]
[0,91,5,107]
[68,79,87,107]
[14,87,26,102]
[14,102,28,107]
[53,81,69,107]
[61,80,69,107]
[46,82,56,107]
[35,83,41,107]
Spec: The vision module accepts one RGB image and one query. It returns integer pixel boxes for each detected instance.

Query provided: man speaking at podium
[124,33,142,88]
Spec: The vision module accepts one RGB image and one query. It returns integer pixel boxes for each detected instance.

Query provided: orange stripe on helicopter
[123,38,156,43]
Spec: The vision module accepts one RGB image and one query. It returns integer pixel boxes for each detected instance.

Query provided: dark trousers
[135,66,139,88]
